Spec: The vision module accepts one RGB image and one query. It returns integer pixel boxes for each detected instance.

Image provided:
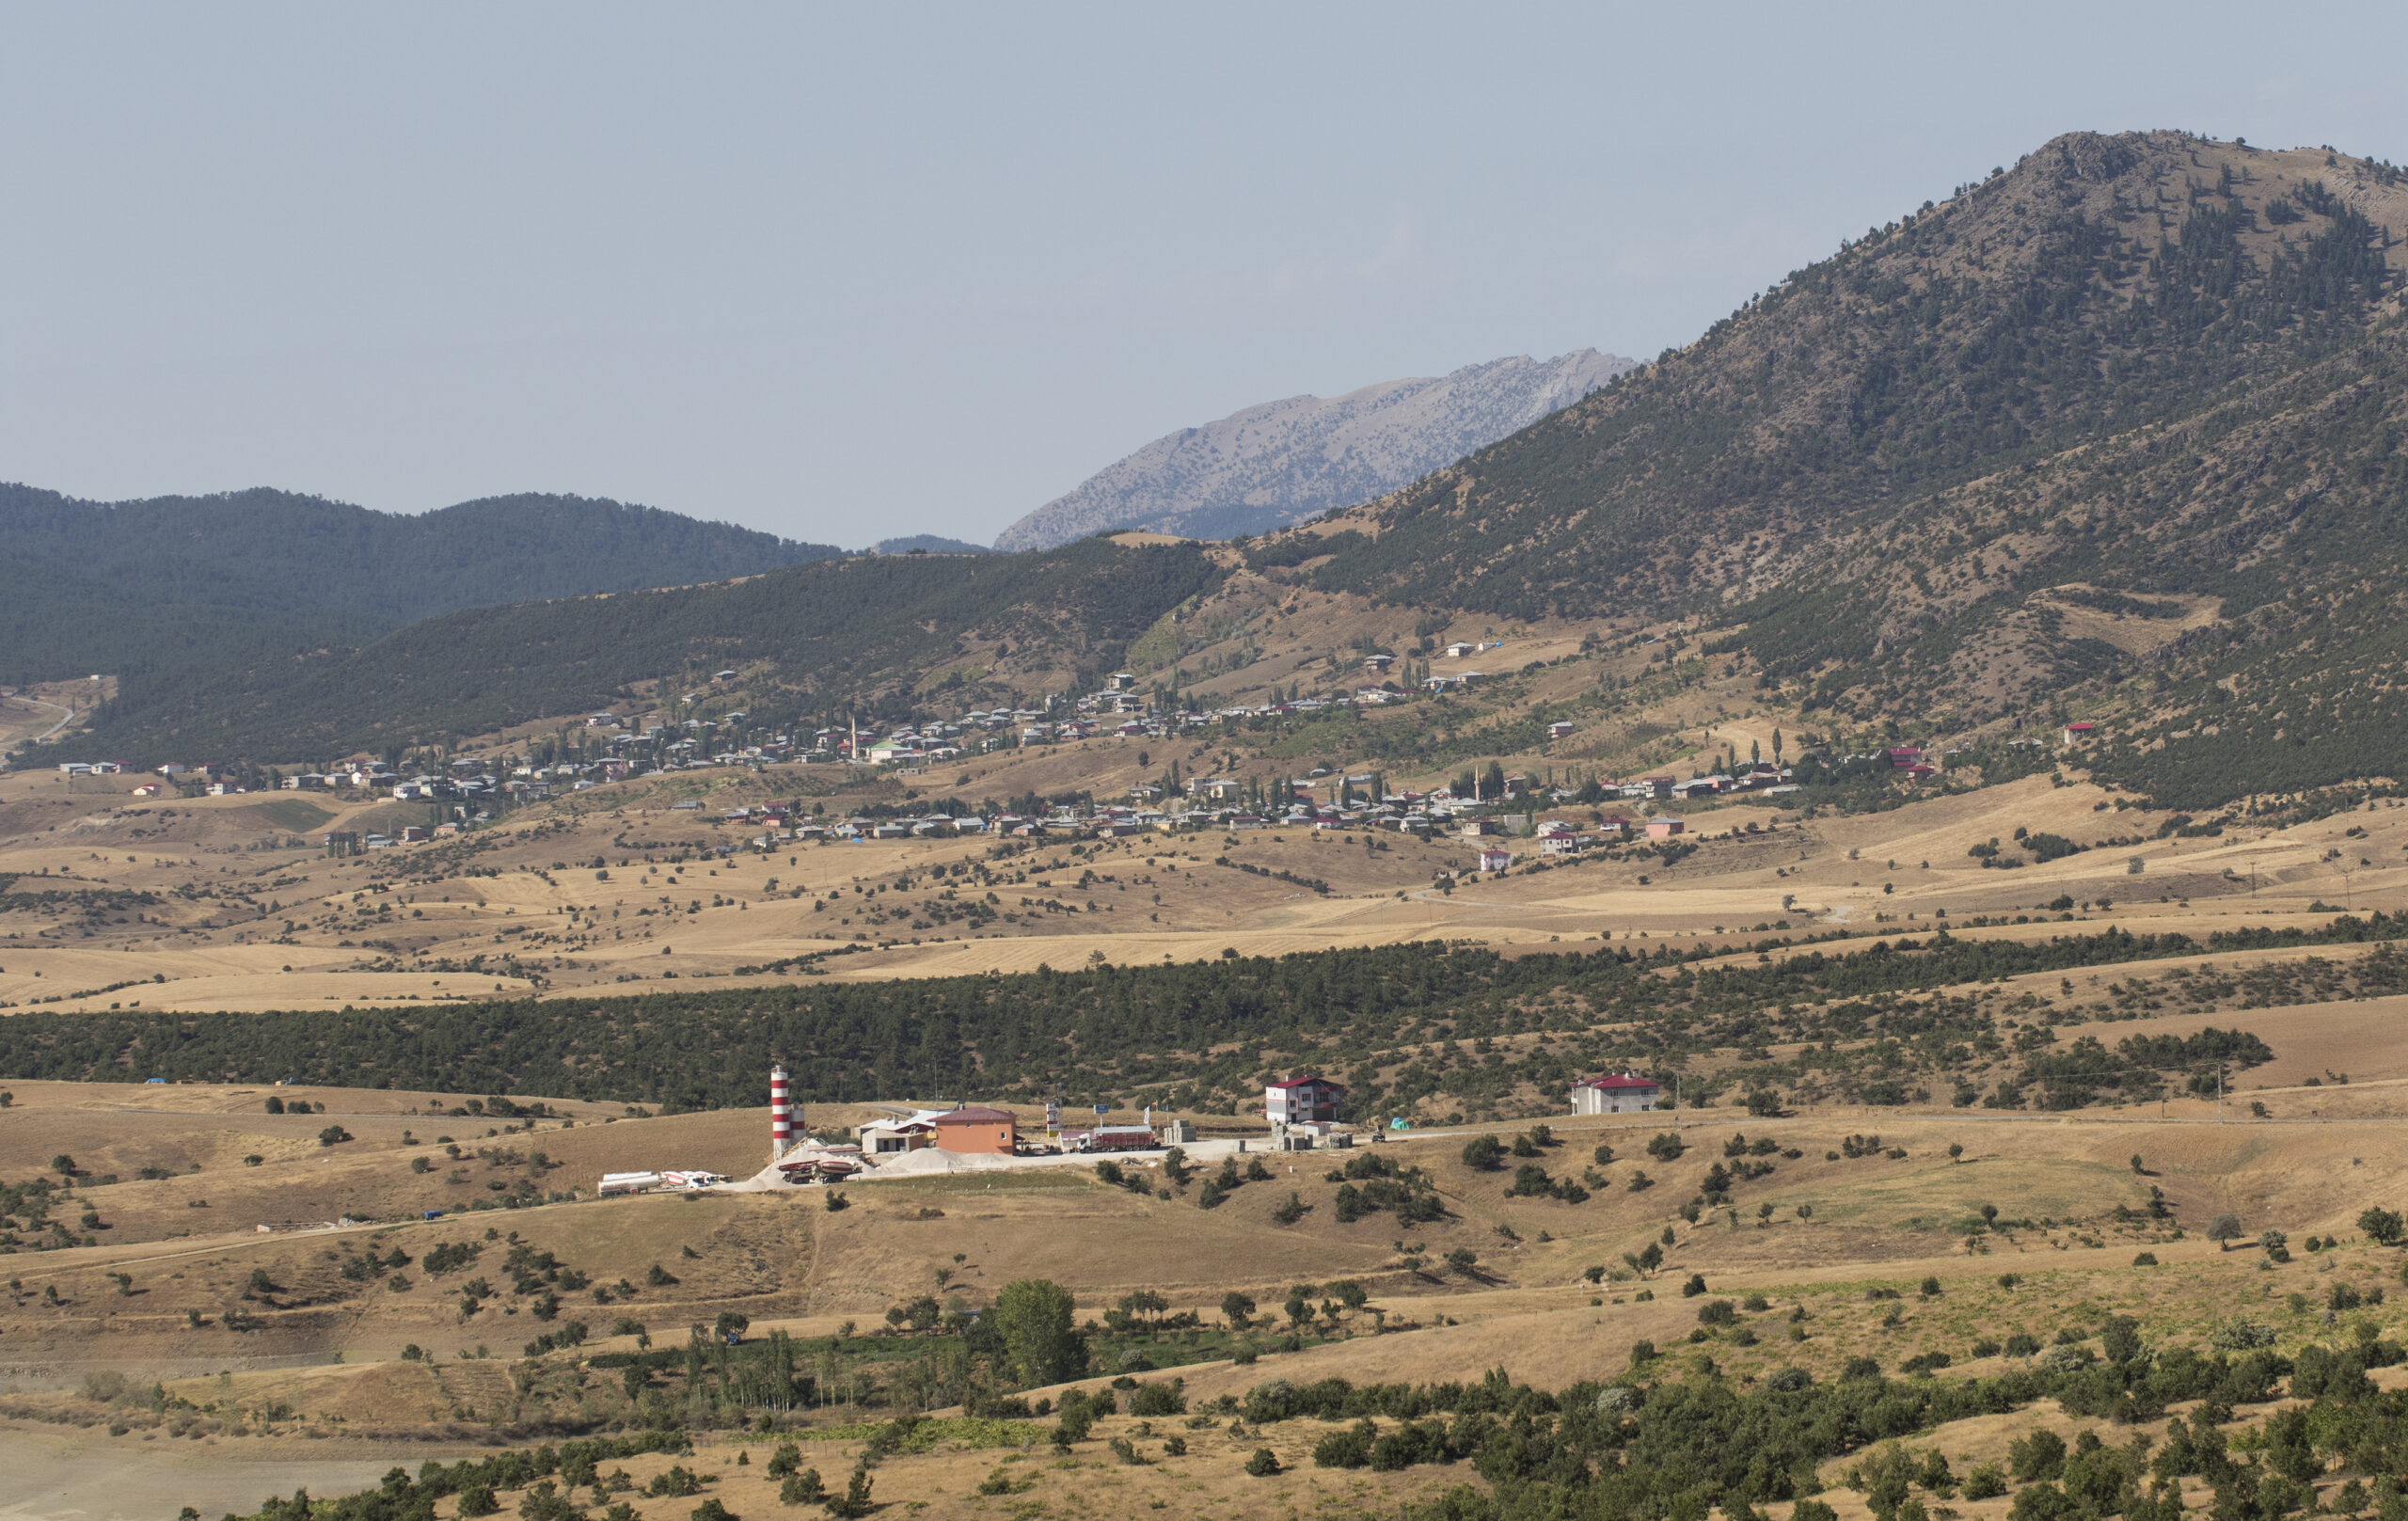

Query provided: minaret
[769,1063,794,1163]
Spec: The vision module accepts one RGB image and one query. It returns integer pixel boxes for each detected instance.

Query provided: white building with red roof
[1570,1072,1663,1116]
[1264,1075,1344,1126]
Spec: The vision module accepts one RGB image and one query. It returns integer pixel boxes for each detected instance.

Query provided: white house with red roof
[1570,1072,1663,1116]
[1264,1075,1344,1126]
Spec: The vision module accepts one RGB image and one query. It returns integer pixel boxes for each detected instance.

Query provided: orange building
[930,1105,1018,1156]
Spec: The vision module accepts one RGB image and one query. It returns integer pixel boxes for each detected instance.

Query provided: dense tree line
[7,910,2385,1116]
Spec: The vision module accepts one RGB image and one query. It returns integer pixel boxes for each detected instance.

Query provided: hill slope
[48,537,1224,764]
[993,350,1633,549]
[0,484,843,687]
[1303,131,2408,804]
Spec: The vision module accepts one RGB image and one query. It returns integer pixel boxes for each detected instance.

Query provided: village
[25,646,2036,875]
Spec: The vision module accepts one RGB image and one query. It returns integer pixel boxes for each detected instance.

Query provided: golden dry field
[6,741,2400,1017]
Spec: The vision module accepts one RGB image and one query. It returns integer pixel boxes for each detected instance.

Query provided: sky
[4,5,2404,548]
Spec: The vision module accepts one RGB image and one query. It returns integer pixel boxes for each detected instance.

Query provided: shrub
[1128,1380,1187,1417]
[1313,1419,1377,1469]
[645,1466,704,1498]
[1461,1134,1503,1171]
[2210,1319,2275,1352]
[1646,1133,1687,1162]
[2132,1251,2159,1266]
[317,1125,354,1147]
[1680,1274,1708,1298]
[1965,1464,2009,1499]
[689,1502,734,1521]
[1245,1448,1282,1477]
[824,1468,873,1519]
[2008,1429,2067,1481]
[1697,1299,1737,1326]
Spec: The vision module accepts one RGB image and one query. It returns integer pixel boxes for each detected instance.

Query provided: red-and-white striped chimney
[769,1063,794,1162]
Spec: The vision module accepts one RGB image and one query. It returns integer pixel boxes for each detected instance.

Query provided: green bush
[777,1470,824,1505]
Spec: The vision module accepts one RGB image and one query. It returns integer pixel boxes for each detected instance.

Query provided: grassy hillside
[0,483,843,688]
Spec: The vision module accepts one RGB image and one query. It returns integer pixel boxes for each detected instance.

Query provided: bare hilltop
[992,349,1634,550]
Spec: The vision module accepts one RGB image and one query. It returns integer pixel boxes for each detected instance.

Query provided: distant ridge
[0,483,841,687]
[993,349,1634,549]
[871,533,995,555]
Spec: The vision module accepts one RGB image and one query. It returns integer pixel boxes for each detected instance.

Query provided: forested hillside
[1302,132,2408,804]
[51,537,1223,764]
[0,484,841,687]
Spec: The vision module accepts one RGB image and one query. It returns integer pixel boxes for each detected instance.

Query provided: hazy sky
[5,5,2403,547]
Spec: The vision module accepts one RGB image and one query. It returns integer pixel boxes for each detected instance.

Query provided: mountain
[0,484,842,688]
[992,350,1634,550]
[1305,131,2408,807]
[38,130,2408,815]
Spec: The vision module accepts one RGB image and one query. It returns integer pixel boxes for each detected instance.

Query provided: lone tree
[991,1278,1083,1388]
[2208,1213,2243,1250]
[2359,1206,2405,1246]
